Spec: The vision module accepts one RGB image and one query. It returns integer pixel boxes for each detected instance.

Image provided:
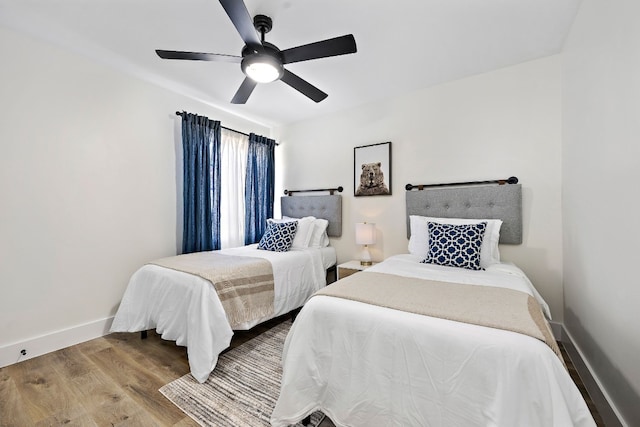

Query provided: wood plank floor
[1,316,604,427]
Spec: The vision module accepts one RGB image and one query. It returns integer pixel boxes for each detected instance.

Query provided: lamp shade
[355,222,376,245]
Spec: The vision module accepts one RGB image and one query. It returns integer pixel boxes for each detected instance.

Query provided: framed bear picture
[354,141,392,197]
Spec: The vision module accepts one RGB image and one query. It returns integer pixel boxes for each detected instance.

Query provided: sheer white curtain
[220,128,249,248]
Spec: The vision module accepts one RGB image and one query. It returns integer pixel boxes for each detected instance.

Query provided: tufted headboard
[406,184,522,244]
[281,195,343,237]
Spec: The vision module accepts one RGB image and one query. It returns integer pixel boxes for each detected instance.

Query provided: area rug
[159,320,324,427]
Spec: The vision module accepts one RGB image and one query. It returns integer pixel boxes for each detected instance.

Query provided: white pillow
[319,231,330,247]
[408,215,502,268]
[309,218,329,248]
[271,216,315,249]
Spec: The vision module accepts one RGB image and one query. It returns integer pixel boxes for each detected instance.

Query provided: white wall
[0,25,267,359]
[562,0,640,424]
[274,56,564,319]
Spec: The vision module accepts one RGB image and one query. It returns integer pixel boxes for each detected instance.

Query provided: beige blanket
[315,271,563,363]
[150,252,274,329]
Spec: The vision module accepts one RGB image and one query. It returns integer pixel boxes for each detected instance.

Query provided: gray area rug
[160,320,324,427]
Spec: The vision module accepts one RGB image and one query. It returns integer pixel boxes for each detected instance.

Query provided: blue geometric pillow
[421,222,487,270]
[258,221,298,252]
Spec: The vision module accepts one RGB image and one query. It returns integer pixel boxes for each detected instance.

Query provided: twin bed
[271,182,596,426]
[110,194,341,382]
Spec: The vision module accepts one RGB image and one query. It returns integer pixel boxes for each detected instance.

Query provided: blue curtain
[244,133,276,244]
[181,113,221,253]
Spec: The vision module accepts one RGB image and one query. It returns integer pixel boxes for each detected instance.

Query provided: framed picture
[354,142,392,196]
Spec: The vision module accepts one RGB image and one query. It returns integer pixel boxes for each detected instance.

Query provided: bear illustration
[356,162,390,196]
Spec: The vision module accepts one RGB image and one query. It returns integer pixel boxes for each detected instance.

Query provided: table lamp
[355,222,376,266]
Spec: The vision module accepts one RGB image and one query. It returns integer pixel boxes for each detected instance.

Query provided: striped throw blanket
[315,271,563,363]
[150,252,274,329]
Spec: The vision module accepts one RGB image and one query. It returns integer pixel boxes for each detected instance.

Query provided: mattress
[271,255,595,427]
[110,244,336,382]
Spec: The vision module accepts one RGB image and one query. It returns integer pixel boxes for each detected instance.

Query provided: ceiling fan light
[242,54,284,83]
[246,62,280,83]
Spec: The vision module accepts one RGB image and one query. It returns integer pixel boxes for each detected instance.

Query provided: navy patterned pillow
[421,222,487,270]
[258,221,298,252]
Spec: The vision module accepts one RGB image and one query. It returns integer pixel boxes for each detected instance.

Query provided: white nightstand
[337,260,378,279]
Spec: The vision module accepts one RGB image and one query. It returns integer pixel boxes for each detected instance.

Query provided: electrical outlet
[20,349,27,356]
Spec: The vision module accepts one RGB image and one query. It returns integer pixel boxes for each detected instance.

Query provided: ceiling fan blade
[281,69,328,103]
[281,34,357,65]
[231,77,258,104]
[156,50,242,63]
[218,0,262,49]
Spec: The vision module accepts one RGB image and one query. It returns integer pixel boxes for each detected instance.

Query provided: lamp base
[359,245,373,267]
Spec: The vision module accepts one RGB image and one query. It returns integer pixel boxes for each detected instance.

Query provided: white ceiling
[0,0,580,127]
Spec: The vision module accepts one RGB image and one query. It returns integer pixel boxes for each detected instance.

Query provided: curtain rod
[175,111,248,136]
[175,111,279,145]
[176,111,260,139]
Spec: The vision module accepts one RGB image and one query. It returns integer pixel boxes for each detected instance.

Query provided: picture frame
[354,141,392,197]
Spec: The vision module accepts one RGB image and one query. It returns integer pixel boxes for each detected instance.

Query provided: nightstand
[337,260,377,279]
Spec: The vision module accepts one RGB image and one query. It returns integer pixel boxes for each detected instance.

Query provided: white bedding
[271,255,595,427]
[110,244,336,383]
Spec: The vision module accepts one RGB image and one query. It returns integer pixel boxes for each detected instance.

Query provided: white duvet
[271,255,595,427]
[110,244,335,383]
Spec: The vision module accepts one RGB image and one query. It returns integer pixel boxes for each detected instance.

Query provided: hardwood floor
[1,316,604,427]
[0,315,290,427]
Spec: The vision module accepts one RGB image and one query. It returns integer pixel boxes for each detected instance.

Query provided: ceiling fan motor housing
[241,42,284,82]
[240,15,283,82]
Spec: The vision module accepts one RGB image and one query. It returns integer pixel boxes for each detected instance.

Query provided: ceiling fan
[156,0,357,104]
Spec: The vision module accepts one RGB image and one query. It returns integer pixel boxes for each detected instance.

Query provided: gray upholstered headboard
[281,195,342,237]
[406,184,522,244]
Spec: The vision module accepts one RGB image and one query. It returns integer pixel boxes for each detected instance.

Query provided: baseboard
[0,316,114,368]
[549,320,563,340]
[561,325,626,427]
